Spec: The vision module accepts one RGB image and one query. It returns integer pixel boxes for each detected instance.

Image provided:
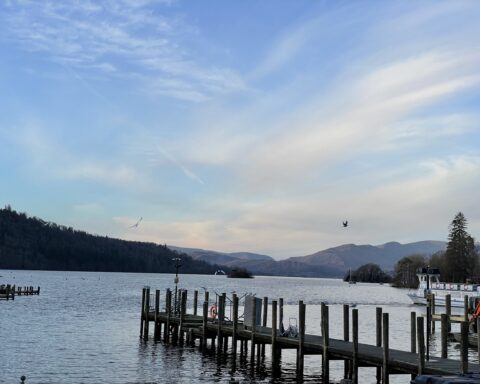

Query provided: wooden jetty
[139,287,480,384]
[0,284,40,300]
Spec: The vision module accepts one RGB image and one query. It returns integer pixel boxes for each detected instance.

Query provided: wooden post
[410,312,416,353]
[143,287,150,340]
[232,294,238,359]
[193,290,198,316]
[382,313,389,384]
[321,303,329,382]
[446,294,451,332]
[431,294,436,333]
[343,304,350,379]
[461,321,469,374]
[222,292,228,353]
[376,307,382,384]
[298,302,306,379]
[426,304,431,361]
[417,317,425,375]
[217,294,224,353]
[250,296,257,366]
[202,301,208,351]
[179,290,187,344]
[140,288,146,338]
[154,289,160,341]
[271,300,279,375]
[352,308,358,384]
[464,295,469,322]
[165,289,171,343]
[261,296,268,357]
[477,317,480,364]
[441,313,448,359]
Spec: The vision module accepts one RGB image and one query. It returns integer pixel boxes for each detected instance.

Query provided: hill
[171,241,446,278]
[0,206,219,274]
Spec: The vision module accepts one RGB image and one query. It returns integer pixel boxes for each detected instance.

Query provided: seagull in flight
[129,217,143,229]
[342,220,348,228]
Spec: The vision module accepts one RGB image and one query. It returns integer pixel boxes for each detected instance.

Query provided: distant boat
[348,269,356,284]
[407,267,480,307]
[214,270,226,275]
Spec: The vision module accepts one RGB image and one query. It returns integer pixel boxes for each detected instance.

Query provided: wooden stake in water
[461,321,469,374]
[417,317,425,375]
[321,303,329,382]
[441,313,448,359]
[343,304,350,379]
[382,313,389,384]
[232,294,238,359]
[376,307,382,384]
[297,301,306,379]
[352,308,358,384]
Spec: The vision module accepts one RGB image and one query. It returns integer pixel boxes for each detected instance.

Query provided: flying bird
[129,217,143,229]
[342,220,348,228]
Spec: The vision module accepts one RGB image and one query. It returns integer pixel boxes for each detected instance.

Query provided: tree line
[0,206,222,274]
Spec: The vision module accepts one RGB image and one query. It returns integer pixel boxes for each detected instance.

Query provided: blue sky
[1,0,479,258]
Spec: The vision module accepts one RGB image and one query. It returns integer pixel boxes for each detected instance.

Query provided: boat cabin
[416,267,440,290]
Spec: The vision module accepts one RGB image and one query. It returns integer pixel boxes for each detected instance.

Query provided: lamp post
[172,257,182,314]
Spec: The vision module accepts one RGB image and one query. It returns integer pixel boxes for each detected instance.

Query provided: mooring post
[461,321,469,374]
[193,290,198,316]
[179,290,187,344]
[417,317,425,375]
[477,317,480,364]
[165,289,172,343]
[441,313,448,359]
[154,289,160,341]
[352,308,358,384]
[222,292,228,353]
[446,294,451,332]
[411,312,417,381]
[376,307,382,384]
[202,300,208,351]
[426,303,431,361]
[140,288,146,338]
[217,293,224,353]
[250,296,257,366]
[382,313,389,384]
[271,300,279,375]
[143,287,150,340]
[431,294,436,333]
[321,302,329,382]
[205,291,209,306]
[464,295,469,322]
[261,296,268,357]
[278,297,283,360]
[343,304,350,379]
[298,301,306,379]
[232,294,238,358]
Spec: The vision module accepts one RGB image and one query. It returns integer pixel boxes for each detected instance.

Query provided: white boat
[407,267,480,308]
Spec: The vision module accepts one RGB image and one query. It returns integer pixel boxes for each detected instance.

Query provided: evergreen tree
[444,212,477,282]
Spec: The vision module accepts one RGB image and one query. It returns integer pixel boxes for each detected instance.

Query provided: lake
[0,270,471,383]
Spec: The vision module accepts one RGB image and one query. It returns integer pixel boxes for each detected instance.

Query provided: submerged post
[464,295,469,322]
[446,294,451,332]
[193,290,198,316]
[202,300,208,351]
[261,296,268,357]
[165,289,172,343]
[143,287,150,340]
[250,296,257,366]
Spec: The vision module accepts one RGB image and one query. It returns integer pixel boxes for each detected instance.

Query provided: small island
[227,267,253,278]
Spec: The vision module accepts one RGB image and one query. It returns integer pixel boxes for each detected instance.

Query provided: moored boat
[407,267,480,308]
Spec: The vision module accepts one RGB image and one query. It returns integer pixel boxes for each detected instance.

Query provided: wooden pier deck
[0,285,40,300]
[140,287,480,383]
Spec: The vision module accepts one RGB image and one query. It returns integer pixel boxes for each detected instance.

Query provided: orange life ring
[209,304,217,319]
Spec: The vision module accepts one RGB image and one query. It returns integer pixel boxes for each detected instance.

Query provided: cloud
[1,0,245,102]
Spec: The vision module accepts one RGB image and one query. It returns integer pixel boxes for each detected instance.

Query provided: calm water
[0,270,470,384]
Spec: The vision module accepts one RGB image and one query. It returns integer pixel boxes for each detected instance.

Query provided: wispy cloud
[0,0,245,102]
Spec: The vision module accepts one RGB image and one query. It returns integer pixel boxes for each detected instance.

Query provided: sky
[1,0,479,259]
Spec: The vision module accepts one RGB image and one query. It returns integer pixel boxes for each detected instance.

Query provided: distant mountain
[170,241,446,278]
[168,246,273,266]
